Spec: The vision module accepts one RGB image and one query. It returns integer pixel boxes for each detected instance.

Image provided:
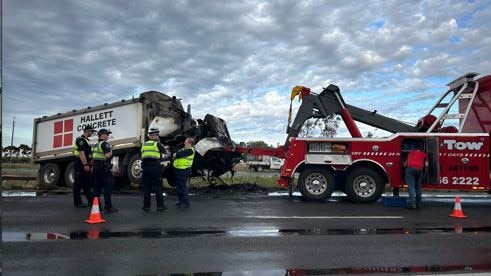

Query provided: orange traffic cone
[87,229,101,240]
[85,197,106,224]
[454,222,463,234]
[449,196,467,218]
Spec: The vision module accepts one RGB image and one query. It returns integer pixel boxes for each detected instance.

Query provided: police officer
[73,125,96,208]
[141,128,169,212]
[92,129,118,213]
[173,137,195,208]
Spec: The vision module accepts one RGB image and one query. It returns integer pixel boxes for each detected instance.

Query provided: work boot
[405,204,417,210]
[157,206,167,212]
[142,207,150,212]
[75,203,88,208]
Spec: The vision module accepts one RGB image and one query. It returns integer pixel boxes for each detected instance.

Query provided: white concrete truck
[32,91,242,189]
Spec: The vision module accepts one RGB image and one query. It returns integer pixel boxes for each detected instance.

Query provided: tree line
[2,144,32,157]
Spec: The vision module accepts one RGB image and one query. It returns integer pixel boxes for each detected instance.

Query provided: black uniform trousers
[142,160,164,209]
[92,162,114,209]
[174,167,191,206]
[73,159,93,206]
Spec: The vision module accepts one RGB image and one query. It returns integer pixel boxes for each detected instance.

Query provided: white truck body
[32,91,242,189]
[247,155,284,171]
[33,101,144,161]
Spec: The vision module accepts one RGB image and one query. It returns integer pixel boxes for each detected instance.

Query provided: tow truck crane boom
[286,84,417,146]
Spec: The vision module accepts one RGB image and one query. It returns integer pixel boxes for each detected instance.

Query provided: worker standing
[73,125,96,208]
[92,129,118,213]
[404,145,428,210]
[173,137,195,208]
[141,128,169,212]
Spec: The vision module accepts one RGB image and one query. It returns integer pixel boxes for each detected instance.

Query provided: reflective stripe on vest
[73,137,90,157]
[141,141,160,159]
[92,141,106,161]
[173,147,195,169]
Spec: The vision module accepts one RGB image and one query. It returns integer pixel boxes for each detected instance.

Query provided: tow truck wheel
[298,167,335,202]
[64,161,76,188]
[127,154,143,184]
[344,167,384,203]
[257,166,264,172]
[38,163,61,190]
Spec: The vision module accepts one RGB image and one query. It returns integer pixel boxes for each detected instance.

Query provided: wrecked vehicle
[32,91,243,189]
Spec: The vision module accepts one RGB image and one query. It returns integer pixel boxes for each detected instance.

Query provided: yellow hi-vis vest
[92,141,106,161]
[141,141,160,159]
[173,147,195,169]
[73,137,90,157]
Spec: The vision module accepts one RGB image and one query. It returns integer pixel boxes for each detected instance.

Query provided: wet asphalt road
[3,191,491,275]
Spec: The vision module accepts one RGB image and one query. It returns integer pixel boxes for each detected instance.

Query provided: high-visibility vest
[92,141,106,161]
[73,136,90,157]
[141,141,160,159]
[173,147,195,169]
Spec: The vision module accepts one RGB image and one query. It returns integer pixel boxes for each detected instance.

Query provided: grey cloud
[3,0,491,146]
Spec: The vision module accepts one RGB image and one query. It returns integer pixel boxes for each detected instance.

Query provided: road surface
[3,191,491,275]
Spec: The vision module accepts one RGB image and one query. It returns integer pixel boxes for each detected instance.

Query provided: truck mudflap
[277,177,290,188]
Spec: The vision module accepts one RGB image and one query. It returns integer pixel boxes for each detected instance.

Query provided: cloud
[3,0,491,147]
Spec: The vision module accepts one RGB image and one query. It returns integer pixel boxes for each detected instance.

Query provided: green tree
[19,144,32,155]
[299,114,340,138]
[299,119,316,138]
[246,140,269,148]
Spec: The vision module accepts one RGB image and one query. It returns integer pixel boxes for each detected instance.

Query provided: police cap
[98,129,112,136]
[83,125,96,132]
[148,128,160,136]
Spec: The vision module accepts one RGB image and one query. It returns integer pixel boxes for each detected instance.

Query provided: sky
[2,0,491,148]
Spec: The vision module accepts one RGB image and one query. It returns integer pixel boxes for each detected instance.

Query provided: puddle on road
[4,226,491,242]
[141,264,491,275]
[2,191,38,197]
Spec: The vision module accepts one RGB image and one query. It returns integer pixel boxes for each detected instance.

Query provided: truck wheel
[298,167,335,202]
[38,163,61,190]
[257,166,264,172]
[127,154,143,184]
[344,168,384,203]
[64,161,76,188]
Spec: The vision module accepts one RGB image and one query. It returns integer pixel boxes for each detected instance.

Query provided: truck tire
[38,163,61,190]
[127,154,143,184]
[257,166,264,172]
[64,161,76,188]
[298,167,335,202]
[344,167,384,203]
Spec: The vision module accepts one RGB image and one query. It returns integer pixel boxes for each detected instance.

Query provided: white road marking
[2,191,37,197]
[246,215,404,219]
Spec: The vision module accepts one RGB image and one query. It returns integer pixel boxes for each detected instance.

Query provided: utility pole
[10,116,15,162]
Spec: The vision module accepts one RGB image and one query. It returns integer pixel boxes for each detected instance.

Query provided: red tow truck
[274,72,491,202]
